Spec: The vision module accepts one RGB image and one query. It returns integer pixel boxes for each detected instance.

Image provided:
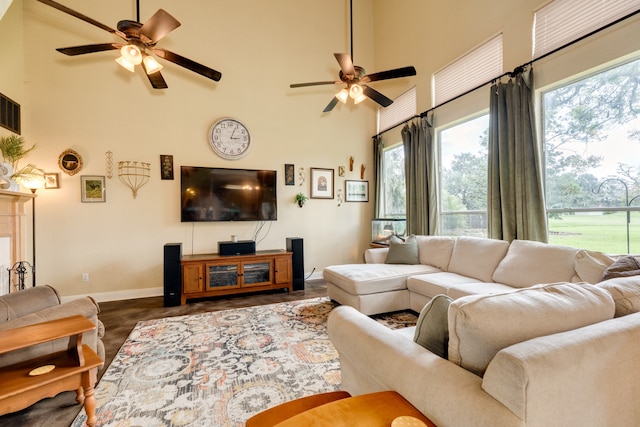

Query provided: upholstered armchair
[0,285,105,369]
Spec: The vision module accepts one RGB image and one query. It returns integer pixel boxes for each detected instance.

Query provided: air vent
[0,93,20,134]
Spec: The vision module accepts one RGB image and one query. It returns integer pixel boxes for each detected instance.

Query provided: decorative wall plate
[59,149,83,176]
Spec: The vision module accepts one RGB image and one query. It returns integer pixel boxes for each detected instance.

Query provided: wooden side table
[0,315,103,427]
[247,390,437,427]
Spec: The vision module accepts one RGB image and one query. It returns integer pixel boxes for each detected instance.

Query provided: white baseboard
[60,270,324,303]
[60,287,163,304]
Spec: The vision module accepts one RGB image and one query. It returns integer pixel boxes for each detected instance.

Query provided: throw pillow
[413,294,452,358]
[600,255,640,281]
[574,249,615,284]
[385,235,419,264]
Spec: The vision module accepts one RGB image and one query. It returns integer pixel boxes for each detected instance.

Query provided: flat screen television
[181,166,277,222]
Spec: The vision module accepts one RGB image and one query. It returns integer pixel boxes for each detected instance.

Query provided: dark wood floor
[0,281,327,427]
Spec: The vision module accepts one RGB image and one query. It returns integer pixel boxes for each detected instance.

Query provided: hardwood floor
[0,280,327,427]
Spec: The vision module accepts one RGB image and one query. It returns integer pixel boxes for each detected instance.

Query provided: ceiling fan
[35,0,222,89]
[289,0,416,112]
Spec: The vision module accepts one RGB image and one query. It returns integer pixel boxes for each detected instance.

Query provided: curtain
[373,135,384,218]
[487,69,548,242]
[402,116,437,235]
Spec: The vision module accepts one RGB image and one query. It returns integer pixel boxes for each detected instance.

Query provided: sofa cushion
[413,294,452,358]
[574,249,615,284]
[0,285,61,320]
[447,237,510,282]
[407,272,482,300]
[415,236,455,270]
[447,282,615,376]
[446,282,516,300]
[323,263,439,295]
[385,235,419,265]
[492,240,579,288]
[597,276,640,317]
[600,255,640,281]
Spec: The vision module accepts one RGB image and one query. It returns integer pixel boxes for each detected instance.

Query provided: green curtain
[402,116,437,235]
[373,135,384,218]
[488,69,548,242]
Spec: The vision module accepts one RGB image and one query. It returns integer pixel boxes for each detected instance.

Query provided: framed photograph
[81,175,106,203]
[284,163,295,185]
[44,172,60,189]
[310,168,334,199]
[160,155,174,180]
[345,180,369,202]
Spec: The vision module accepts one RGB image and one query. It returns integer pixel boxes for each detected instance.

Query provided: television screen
[181,166,277,222]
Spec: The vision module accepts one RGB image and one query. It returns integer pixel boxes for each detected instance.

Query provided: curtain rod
[372,7,640,139]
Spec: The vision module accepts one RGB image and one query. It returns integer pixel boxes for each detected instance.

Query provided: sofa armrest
[0,297,102,368]
[327,306,521,427]
[364,247,388,264]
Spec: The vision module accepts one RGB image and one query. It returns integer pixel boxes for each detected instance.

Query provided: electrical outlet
[82,273,89,282]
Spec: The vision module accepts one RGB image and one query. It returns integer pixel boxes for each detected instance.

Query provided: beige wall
[2,0,639,300]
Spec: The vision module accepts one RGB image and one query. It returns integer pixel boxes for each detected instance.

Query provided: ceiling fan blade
[153,48,222,81]
[361,66,417,83]
[35,0,123,38]
[334,53,355,76]
[139,9,181,44]
[141,62,169,89]
[362,85,393,107]
[290,81,339,88]
[323,97,340,113]
[56,43,120,56]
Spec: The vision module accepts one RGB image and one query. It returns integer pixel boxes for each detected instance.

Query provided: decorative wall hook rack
[118,161,150,199]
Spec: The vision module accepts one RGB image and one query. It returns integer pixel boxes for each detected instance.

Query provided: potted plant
[294,192,308,207]
[0,134,43,189]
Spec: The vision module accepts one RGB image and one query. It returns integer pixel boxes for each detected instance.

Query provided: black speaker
[286,237,304,291]
[218,240,256,256]
[163,243,182,307]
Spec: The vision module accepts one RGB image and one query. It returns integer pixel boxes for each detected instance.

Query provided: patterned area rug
[72,297,416,427]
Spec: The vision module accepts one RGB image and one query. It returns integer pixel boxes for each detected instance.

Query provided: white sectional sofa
[325,236,640,426]
[324,236,608,315]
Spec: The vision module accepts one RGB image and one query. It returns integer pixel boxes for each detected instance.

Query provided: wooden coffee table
[247,390,437,427]
[0,315,103,427]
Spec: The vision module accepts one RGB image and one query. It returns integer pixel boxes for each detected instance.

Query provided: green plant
[0,134,43,182]
[294,192,308,207]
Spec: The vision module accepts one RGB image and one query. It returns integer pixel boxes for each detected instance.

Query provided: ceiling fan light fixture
[336,88,349,103]
[349,84,363,99]
[121,44,142,65]
[115,56,135,72]
[353,93,367,104]
[143,55,163,74]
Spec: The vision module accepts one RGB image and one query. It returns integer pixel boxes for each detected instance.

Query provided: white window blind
[377,86,416,134]
[433,34,503,107]
[533,0,640,59]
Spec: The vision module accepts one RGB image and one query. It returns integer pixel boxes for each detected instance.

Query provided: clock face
[208,118,252,160]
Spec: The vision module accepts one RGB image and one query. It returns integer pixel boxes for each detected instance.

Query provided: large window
[381,143,406,218]
[439,114,489,236]
[543,57,640,254]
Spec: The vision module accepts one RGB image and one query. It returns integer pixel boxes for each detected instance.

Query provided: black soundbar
[218,240,256,256]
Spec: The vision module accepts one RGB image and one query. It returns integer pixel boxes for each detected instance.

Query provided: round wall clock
[208,118,252,160]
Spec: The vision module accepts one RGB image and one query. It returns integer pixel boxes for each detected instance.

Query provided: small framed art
[284,163,295,185]
[345,180,369,202]
[81,175,106,203]
[160,155,174,180]
[310,167,334,199]
[44,172,60,189]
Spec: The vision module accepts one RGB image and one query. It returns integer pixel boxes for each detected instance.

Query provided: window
[381,143,406,218]
[439,114,489,237]
[377,87,416,134]
[533,0,640,59]
[543,57,640,254]
[433,34,503,106]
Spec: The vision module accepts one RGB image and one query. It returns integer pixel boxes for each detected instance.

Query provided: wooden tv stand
[180,249,293,304]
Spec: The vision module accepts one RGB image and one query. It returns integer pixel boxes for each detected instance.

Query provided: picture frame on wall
[81,175,106,203]
[284,163,295,185]
[310,167,334,199]
[44,172,60,189]
[160,154,174,180]
[345,180,369,202]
